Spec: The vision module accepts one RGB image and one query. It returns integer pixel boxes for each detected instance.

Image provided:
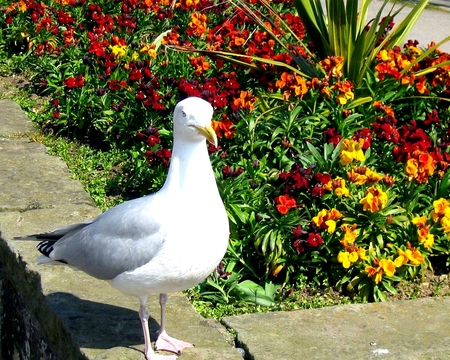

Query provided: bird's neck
[162,140,217,194]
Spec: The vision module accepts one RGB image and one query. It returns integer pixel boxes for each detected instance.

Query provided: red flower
[108,80,127,91]
[293,239,305,254]
[129,68,143,82]
[324,127,342,146]
[63,75,85,89]
[306,233,323,247]
[353,128,372,150]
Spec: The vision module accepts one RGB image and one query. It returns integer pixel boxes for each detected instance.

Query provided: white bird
[35,97,229,360]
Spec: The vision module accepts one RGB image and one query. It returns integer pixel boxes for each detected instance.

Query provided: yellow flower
[365,168,383,183]
[409,248,425,266]
[325,219,337,234]
[441,216,450,233]
[357,247,368,261]
[312,208,342,234]
[378,49,391,61]
[432,198,450,218]
[109,44,127,58]
[312,209,327,227]
[418,227,434,248]
[405,158,418,179]
[359,186,388,213]
[337,251,358,269]
[324,177,350,197]
[394,247,424,267]
[140,43,157,58]
[341,224,357,246]
[412,216,428,227]
[339,138,365,166]
[365,265,383,284]
[379,258,396,277]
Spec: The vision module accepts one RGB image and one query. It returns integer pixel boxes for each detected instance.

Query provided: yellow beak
[193,124,218,147]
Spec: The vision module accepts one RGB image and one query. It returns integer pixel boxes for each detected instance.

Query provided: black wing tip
[36,240,57,257]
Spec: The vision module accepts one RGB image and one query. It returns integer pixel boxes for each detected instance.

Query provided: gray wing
[49,195,165,280]
[35,221,94,240]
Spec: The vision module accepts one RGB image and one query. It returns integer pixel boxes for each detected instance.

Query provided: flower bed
[1,0,449,303]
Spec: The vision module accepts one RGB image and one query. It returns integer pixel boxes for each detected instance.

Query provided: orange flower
[331,80,354,105]
[211,115,235,139]
[412,215,428,228]
[405,151,436,183]
[415,76,429,94]
[394,244,424,267]
[187,12,208,37]
[291,75,308,97]
[275,194,297,214]
[366,258,396,284]
[233,90,256,111]
[373,100,394,116]
[320,56,344,78]
[179,0,200,9]
[359,186,388,213]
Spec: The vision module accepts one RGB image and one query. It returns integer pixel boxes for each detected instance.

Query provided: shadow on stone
[46,292,161,349]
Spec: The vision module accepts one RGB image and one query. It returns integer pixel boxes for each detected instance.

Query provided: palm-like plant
[294,0,437,86]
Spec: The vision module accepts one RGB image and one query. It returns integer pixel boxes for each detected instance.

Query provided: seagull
[34,97,230,360]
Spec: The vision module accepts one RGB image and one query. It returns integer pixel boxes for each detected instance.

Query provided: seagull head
[173,97,218,147]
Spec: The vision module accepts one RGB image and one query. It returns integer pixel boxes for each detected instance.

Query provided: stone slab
[0,99,36,136]
[223,297,450,360]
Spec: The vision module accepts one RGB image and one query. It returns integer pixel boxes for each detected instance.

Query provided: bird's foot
[144,350,177,360]
[154,330,194,355]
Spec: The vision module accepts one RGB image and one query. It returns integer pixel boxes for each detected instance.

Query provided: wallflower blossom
[187,12,208,37]
[178,0,199,9]
[275,72,309,99]
[320,56,344,78]
[365,258,396,284]
[109,44,127,58]
[275,194,297,215]
[373,100,395,116]
[359,186,388,213]
[405,151,436,183]
[412,215,428,228]
[347,166,383,185]
[140,43,157,58]
[331,80,354,105]
[212,115,235,139]
[417,226,434,248]
[323,177,349,197]
[63,75,85,89]
[337,251,358,269]
[340,223,358,247]
[306,233,323,247]
[339,138,365,165]
[233,90,256,111]
[394,244,424,267]
[312,208,342,234]
[431,198,450,233]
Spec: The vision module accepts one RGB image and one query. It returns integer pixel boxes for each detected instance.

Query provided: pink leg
[154,293,194,354]
[138,296,177,360]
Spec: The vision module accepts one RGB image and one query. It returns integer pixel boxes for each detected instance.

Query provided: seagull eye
[182,111,187,117]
